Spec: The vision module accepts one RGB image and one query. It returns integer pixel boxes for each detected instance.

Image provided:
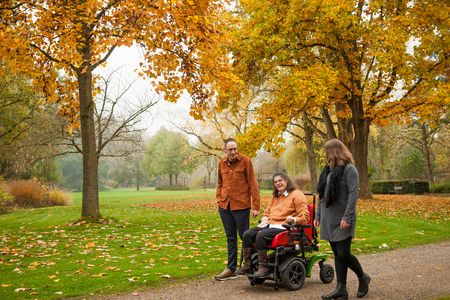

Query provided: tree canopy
[141,128,197,186]
[1,0,230,217]
[217,0,449,197]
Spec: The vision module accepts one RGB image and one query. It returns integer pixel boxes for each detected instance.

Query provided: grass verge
[0,189,448,299]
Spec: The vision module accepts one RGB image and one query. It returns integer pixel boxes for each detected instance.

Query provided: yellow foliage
[217,0,449,154]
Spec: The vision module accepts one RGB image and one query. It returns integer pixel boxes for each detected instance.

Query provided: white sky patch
[95,45,192,138]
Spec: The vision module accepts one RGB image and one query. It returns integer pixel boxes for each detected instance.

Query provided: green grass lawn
[0,188,449,299]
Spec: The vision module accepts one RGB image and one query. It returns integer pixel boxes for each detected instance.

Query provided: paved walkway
[100,241,450,300]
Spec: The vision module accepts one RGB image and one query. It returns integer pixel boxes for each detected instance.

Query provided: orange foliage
[5,180,71,208]
[0,0,233,122]
[5,180,46,208]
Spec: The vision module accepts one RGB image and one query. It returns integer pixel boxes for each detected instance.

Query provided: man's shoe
[214,268,238,281]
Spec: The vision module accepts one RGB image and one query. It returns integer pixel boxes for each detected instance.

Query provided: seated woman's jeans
[242,226,285,250]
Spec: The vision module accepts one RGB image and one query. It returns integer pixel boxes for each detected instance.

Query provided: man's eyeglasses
[226,148,237,152]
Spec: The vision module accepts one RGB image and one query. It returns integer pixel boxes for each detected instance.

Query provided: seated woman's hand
[257,216,269,228]
[285,216,296,224]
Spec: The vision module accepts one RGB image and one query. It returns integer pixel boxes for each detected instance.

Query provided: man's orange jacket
[216,153,260,211]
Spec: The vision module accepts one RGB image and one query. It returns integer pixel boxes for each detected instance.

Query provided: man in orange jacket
[214,138,260,281]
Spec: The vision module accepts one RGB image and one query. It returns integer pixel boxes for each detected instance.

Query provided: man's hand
[340,220,350,229]
[252,210,259,218]
[313,220,320,227]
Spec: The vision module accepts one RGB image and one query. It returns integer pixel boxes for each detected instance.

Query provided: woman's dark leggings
[329,236,364,284]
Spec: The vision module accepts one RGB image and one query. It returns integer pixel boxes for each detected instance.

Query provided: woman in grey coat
[314,139,370,300]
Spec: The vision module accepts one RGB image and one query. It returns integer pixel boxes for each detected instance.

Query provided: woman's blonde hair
[324,138,355,168]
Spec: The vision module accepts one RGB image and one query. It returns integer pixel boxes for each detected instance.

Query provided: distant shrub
[47,189,72,206]
[294,174,312,192]
[430,182,450,194]
[155,185,189,191]
[0,179,13,214]
[259,178,273,190]
[5,180,72,208]
[6,180,47,207]
[371,180,429,195]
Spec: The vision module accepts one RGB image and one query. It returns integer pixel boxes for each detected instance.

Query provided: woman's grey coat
[315,164,359,242]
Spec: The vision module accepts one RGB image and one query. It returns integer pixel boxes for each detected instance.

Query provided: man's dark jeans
[219,207,250,272]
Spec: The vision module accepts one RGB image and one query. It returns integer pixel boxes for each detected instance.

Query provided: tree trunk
[303,114,318,192]
[336,103,354,151]
[136,160,140,191]
[422,141,434,184]
[169,174,173,186]
[351,97,372,199]
[420,125,434,183]
[320,106,337,140]
[79,69,100,218]
[424,146,434,183]
[207,171,211,188]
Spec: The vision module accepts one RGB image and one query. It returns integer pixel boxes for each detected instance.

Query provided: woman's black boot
[321,282,348,300]
[357,273,371,298]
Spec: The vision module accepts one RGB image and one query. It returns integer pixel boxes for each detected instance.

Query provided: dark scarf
[317,164,345,207]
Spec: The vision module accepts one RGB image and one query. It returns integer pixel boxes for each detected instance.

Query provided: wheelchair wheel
[319,264,334,284]
[281,260,306,290]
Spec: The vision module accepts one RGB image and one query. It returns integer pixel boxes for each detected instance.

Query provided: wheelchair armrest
[283,223,312,230]
[297,224,312,228]
[282,223,294,230]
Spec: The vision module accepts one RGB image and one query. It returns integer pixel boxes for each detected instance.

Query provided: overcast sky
[95,45,193,138]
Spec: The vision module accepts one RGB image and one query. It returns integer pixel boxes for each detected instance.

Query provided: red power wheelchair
[243,193,334,290]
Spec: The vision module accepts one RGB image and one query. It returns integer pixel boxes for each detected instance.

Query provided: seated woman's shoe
[357,273,371,298]
[254,250,269,277]
[321,282,348,300]
[235,247,252,275]
[235,263,251,275]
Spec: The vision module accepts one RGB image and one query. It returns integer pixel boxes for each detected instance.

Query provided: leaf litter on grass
[140,194,449,222]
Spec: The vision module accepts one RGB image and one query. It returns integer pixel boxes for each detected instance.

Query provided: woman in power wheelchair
[236,172,334,290]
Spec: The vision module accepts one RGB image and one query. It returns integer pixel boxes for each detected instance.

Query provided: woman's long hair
[272,172,297,197]
[324,138,355,168]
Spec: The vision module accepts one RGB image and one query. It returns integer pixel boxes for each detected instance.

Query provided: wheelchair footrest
[246,273,272,279]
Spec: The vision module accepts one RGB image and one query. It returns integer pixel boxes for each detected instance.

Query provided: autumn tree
[0,68,69,178]
[223,0,449,198]
[396,118,449,183]
[141,128,198,186]
[1,0,229,218]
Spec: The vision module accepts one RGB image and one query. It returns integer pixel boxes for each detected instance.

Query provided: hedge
[430,182,450,194]
[371,180,429,194]
[155,185,189,191]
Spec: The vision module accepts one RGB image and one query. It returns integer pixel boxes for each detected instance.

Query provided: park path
[99,241,450,300]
